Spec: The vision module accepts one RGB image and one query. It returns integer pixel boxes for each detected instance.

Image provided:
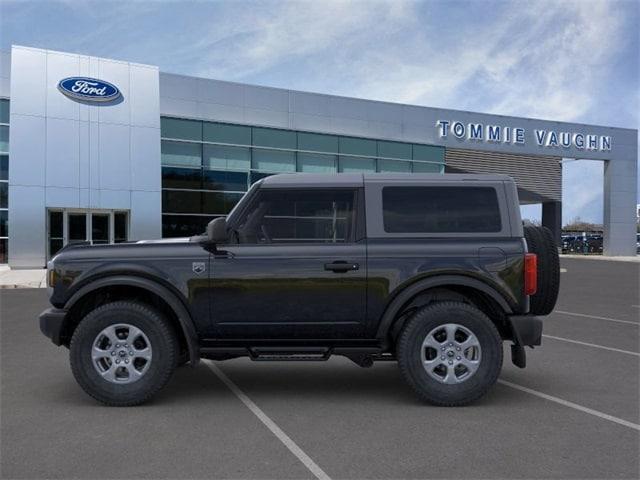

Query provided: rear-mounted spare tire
[524,226,560,315]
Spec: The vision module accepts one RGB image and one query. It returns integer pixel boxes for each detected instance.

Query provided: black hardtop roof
[259,173,514,188]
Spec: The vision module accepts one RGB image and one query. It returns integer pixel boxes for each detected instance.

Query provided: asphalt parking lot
[1,257,638,479]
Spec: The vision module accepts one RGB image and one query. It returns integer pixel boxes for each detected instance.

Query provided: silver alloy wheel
[91,323,152,384]
[421,323,482,384]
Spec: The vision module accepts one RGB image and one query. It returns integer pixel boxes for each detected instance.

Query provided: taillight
[524,253,537,296]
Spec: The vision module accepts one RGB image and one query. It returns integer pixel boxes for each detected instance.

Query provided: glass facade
[160,117,445,237]
[0,99,8,263]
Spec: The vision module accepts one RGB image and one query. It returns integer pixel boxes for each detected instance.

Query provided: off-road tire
[524,225,560,315]
[397,301,503,406]
[70,301,178,406]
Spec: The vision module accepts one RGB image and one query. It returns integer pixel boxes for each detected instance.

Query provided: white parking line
[542,334,639,356]
[553,310,639,326]
[498,380,640,431]
[205,361,331,480]
[560,268,567,273]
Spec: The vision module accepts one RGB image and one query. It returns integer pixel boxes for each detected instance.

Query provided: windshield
[190,181,262,241]
[226,181,261,225]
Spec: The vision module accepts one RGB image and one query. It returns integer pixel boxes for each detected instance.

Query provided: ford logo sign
[57,77,121,102]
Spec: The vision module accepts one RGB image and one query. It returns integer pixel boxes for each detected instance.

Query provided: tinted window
[161,141,201,167]
[298,133,338,153]
[0,155,7,180]
[0,238,6,263]
[297,153,336,173]
[378,141,411,160]
[202,170,247,191]
[0,182,7,208]
[162,190,202,214]
[162,215,212,238]
[161,118,202,141]
[412,162,442,173]
[0,210,7,237]
[0,99,9,124]
[252,127,296,149]
[382,186,501,233]
[235,190,356,244]
[0,126,8,153]
[162,167,202,189]
[339,156,376,173]
[203,122,250,145]
[203,144,250,170]
[339,137,376,157]
[250,171,272,184]
[378,159,411,173]
[252,149,295,172]
[114,212,128,243]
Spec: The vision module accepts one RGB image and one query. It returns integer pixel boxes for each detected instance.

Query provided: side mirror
[207,217,228,243]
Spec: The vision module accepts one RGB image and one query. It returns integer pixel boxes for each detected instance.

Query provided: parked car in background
[561,233,603,254]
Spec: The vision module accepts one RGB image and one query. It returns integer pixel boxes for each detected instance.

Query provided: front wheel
[70,301,178,406]
[397,302,503,406]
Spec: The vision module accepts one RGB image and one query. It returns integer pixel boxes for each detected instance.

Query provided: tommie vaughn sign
[57,77,121,102]
[436,120,612,152]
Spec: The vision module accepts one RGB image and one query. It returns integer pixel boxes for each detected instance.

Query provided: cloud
[1,0,636,222]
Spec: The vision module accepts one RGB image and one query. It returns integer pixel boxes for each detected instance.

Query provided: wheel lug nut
[440,356,445,360]
[456,347,461,351]
[456,356,461,360]
[448,360,453,365]
[449,343,453,347]
[116,344,120,348]
[441,346,445,351]
[125,359,129,364]
[116,359,120,364]
[129,351,133,356]
[111,351,115,356]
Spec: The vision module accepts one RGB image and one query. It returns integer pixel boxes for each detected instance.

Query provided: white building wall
[8,46,161,268]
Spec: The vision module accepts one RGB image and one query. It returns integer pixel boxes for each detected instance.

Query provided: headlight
[47,261,60,288]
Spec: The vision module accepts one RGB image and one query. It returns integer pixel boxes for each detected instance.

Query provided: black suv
[40,173,559,406]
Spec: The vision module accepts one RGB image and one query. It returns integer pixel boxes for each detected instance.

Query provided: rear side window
[382,186,501,233]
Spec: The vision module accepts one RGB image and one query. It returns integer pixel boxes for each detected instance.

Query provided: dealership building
[0,45,637,267]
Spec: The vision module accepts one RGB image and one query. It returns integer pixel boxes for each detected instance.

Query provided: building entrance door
[47,210,129,259]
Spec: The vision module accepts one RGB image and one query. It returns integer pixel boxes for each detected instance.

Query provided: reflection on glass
[92,214,109,244]
[114,212,128,243]
[68,214,87,243]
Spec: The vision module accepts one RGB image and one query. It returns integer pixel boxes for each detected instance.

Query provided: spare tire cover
[524,226,560,316]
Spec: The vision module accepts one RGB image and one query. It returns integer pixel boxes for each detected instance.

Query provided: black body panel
[40,173,538,362]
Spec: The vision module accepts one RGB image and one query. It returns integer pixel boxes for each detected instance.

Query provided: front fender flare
[375,275,514,344]
[65,275,200,365]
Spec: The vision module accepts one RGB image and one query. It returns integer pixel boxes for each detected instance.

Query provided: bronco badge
[192,262,206,274]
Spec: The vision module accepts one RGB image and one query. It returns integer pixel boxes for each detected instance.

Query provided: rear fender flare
[375,275,513,344]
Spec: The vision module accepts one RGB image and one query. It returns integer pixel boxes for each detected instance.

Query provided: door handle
[324,261,359,273]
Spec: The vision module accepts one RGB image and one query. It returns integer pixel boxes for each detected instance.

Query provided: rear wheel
[397,302,503,406]
[70,301,178,406]
[524,225,560,315]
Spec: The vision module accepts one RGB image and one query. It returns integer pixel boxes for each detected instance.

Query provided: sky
[1,0,638,224]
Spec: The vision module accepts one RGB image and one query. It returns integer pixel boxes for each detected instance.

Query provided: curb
[0,283,47,289]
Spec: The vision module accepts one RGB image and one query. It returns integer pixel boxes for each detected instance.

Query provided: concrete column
[603,148,638,256]
[542,201,562,246]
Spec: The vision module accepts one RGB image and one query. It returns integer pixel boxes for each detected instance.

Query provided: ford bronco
[39,173,559,406]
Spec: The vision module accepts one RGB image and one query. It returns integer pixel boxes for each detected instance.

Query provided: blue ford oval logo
[58,77,121,102]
